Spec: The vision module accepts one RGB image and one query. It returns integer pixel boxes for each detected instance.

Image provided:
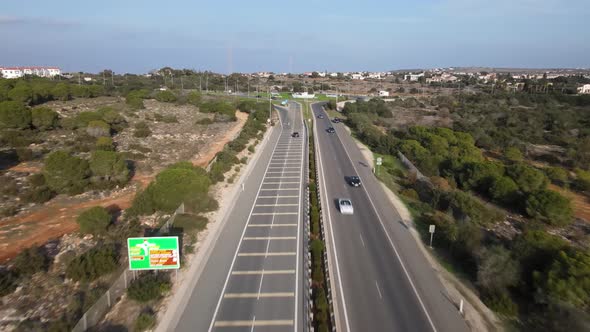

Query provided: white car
[338,198,354,215]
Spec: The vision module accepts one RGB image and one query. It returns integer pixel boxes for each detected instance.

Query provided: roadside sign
[127,236,180,270]
[429,225,436,233]
[376,157,383,166]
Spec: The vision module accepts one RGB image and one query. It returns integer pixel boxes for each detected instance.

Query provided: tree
[12,246,49,276]
[65,245,118,281]
[51,83,71,101]
[31,107,59,130]
[43,151,90,194]
[534,249,590,308]
[504,146,523,162]
[76,206,111,235]
[7,81,33,105]
[0,101,31,129]
[477,245,520,293]
[155,90,177,102]
[86,120,111,137]
[127,273,171,302]
[526,190,573,226]
[489,176,519,204]
[507,163,548,193]
[89,151,130,186]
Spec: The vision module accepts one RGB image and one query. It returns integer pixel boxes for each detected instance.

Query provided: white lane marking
[207,111,283,332]
[375,281,383,299]
[255,204,299,207]
[231,270,295,275]
[248,223,298,227]
[264,177,300,179]
[259,188,299,191]
[267,166,301,169]
[359,234,366,247]
[331,109,438,332]
[262,182,300,184]
[225,292,295,298]
[251,212,298,216]
[238,252,296,256]
[314,104,352,332]
[215,320,293,327]
[243,236,296,240]
[249,316,255,332]
[258,195,299,198]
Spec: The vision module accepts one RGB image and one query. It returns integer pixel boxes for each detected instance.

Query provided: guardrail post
[107,289,111,307]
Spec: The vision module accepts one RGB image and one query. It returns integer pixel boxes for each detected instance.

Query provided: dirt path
[0,111,247,263]
[549,184,590,222]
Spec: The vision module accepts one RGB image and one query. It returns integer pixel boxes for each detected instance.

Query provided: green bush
[525,190,573,226]
[89,151,130,187]
[65,245,118,281]
[86,120,111,137]
[482,290,518,317]
[545,167,569,185]
[127,273,171,302]
[76,206,111,235]
[173,214,208,232]
[31,107,59,130]
[8,82,33,105]
[187,91,202,106]
[95,136,115,151]
[0,101,31,129]
[400,188,419,200]
[51,83,71,101]
[0,270,17,297]
[12,246,49,276]
[574,168,590,191]
[488,176,519,204]
[506,163,549,193]
[15,147,34,162]
[134,121,151,138]
[135,312,156,331]
[130,163,211,215]
[21,185,54,203]
[43,151,90,195]
[155,90,177,103]
[504,146,523,162]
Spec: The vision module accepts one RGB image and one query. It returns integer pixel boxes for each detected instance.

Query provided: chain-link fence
[71,203,185,332]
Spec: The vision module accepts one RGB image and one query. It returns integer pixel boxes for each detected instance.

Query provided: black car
[348,175,361,187]
[332,117,341,123]
[317,114,324,119]
[291,132,300,138]
[326,127,335,133]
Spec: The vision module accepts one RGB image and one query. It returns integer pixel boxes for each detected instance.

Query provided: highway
[312,103,469,332]
[172,103,306,332]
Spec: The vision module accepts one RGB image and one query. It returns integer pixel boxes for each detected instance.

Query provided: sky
[0,0,589,73]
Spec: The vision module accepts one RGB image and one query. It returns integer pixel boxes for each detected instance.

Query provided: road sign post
[376,157,383,176]
[127,236,180,271]
[429,224,436,248]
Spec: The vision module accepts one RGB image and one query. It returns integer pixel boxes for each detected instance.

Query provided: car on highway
[348,175,361,187]
[317,114,324,119]
[326,127,335,134]
[338,198,354,215]
[291,132,300,138]
[332,117,341,123]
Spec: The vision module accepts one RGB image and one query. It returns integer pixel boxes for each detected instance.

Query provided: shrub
[135,312,156,331]
[12,246,49,276]
[86,120,111,137]
[76,206,111,235]
[15,147,34,162]
[0,101,31,129]
[127,273,171,302]
[65,245,118,281]
[97,107,127,132]
[43,151,90,195]
[482,290,518,317]
[196,118,213,125]
[154,90,177,103]
[162,115,178,123]
[51,83,71,101]
[126,91,146,110]
[7,82,33,105]
[21,185,54,203]
[400,188,419,200]
[173,214,208,232]
[31,107,59,130]
[0,270,17,296]
[574,168,590,191]
[28,173,46,186]
[134,121,151,138]
[187,91,202,106]
[506,163,548,193]
[89,151,130,187]
[476,245,519,293]
[95,136,115,151]
[545,167,569,185]
[526,190,573,226]
[488,176,519,204]
[504,146,523,162]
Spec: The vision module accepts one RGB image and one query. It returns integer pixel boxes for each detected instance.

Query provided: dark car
[326,127,335,133]
[317,114,324,119]
[291,132,300,138]
[348,175,361,187]
[332,117,341,123]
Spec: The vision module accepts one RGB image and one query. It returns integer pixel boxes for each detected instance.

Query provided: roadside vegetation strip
[308,124,333,332]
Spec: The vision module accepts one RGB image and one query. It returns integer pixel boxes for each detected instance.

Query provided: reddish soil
[550,184,590,222]
[0,111,248,263]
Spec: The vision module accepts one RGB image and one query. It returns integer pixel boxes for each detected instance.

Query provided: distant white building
[404,72,424,81]
[351,73,364,80]
[578,84,590,94]
[378,90,389,97]
[0,66,61,79]
[292,92,315,99]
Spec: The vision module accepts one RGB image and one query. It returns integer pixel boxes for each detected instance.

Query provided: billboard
[127,236,180,270]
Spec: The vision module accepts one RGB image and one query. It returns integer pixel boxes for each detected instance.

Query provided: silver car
[338,198,354,215]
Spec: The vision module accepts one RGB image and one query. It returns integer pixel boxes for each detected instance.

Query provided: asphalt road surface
[173,103,306,332]
[312,103,469,332]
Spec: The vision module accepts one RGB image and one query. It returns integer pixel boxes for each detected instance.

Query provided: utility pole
[181,76,184,93]
[247,77,250,97]
[268,86,272,121]
[111,71,114,86]
[103,71,106,86]
[205,74,208,93]
[199,76,202,92]
[78,73,81,85]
